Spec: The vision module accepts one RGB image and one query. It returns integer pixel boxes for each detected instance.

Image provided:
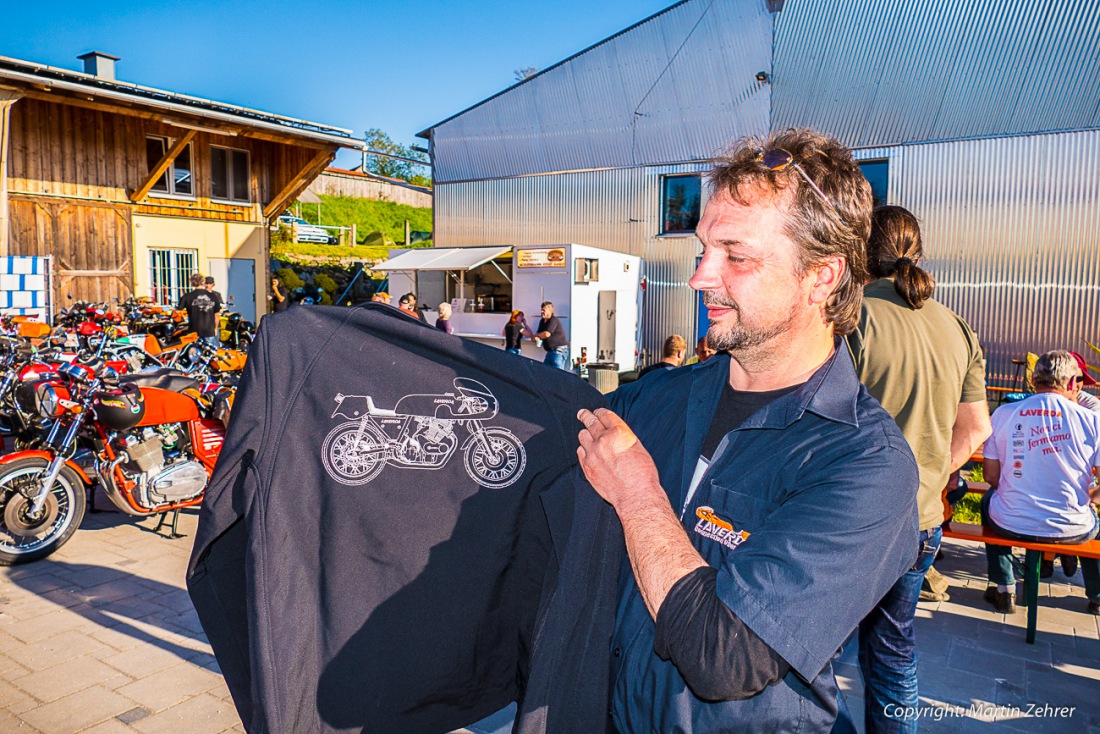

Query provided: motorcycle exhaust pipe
[95,455,146,517]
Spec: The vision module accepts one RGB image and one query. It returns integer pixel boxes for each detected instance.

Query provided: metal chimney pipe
[76,52,120,81]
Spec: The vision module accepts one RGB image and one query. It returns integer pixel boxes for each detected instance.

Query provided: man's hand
[577,408,707,619]
[577,408,661,509]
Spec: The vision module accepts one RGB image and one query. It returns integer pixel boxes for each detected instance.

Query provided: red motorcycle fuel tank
[136,387,201,425]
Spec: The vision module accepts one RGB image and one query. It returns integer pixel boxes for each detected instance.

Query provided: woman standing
[502,310,531,355]
[435,302,454,334]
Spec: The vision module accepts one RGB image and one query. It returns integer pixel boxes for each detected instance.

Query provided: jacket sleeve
[185,320,270,730]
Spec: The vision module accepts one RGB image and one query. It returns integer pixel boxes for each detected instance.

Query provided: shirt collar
[703,338,861,431]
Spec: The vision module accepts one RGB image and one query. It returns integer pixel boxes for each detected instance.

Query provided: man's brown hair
[708,128,872,335]
[663,334,687,358]
[867,205,935,310]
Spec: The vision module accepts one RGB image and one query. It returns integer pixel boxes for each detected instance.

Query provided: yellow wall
[132,215,266,318]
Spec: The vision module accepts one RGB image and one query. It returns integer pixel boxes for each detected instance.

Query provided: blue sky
[0,0,674,168]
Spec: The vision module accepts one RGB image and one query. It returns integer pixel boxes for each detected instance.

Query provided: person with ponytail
[846,205,993,734]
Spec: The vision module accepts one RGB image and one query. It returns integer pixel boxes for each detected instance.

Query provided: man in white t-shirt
[982,350,1100,615]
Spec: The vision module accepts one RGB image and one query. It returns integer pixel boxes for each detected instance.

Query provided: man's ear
[807,256,846,306]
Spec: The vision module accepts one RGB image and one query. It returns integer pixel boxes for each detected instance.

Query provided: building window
[661,174,701,235]
[145,136,194,197]
[148,248,198,306]
[211,146,251,203]
[859,160,889,207]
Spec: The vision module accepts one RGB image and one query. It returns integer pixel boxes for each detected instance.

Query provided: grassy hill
[292,195,432,245]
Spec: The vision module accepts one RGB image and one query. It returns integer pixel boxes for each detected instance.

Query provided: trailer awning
[371,246,512,272]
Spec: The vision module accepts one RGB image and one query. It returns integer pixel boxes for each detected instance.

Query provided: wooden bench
[941,482,1100,643]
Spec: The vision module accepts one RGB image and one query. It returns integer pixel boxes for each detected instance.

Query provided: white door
[208,258,256,322]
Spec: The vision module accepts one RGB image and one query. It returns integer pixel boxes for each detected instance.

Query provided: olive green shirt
[847,278,986,530]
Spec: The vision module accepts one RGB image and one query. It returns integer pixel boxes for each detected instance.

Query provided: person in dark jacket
[575,128,918,733]
[270,276,288,313]
[503,310,532,355]
[638,334,687,378]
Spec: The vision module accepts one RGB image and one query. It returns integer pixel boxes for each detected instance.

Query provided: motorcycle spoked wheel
[464,427,527,489]
[321,421,388,486]
[0,458,86,566]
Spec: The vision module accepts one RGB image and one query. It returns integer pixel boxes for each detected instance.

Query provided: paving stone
[1,609,89,644]
[115,662,223,712]
[19,684,135,734]
[0,707,41,732]
[5,630,107,672]
[947,638,1029,681]
[129,693,241,734]
[0,679,38,710]
[10,655,130,703]
[79,719,139,734]
[100,643,200,679]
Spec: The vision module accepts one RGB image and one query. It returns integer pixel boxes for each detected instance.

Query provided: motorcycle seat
[119,368,201,393]
[365,396,397,417]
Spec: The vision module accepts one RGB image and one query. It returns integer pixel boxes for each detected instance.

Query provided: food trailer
[373,244,642,370]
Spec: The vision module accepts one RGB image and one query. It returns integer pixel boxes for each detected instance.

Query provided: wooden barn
[0,52,365,321]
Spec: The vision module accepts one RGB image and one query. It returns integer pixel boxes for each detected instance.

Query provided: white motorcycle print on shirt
[321,377,527,489]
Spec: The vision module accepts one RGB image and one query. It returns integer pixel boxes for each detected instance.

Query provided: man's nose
[688,251,722,292]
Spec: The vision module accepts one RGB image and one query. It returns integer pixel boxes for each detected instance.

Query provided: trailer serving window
[371,246,515,314]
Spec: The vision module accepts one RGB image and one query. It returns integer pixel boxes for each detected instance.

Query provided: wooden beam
[129,129,195,203]
[14,87,334,150]
[0,90,23,256]
[263,148,335,219]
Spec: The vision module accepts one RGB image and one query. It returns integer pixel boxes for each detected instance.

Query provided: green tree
[363,128,431,186]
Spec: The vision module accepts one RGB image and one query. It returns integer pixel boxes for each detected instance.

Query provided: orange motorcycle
[0,362,229,564]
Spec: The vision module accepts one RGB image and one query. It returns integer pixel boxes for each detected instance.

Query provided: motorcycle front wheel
[322,421,388,486]
[0,458,86,566]
[464,427,527,489]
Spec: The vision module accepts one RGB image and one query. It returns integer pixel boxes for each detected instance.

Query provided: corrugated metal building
[419,0,1100,382]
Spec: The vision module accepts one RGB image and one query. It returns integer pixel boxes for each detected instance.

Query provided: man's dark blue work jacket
[608,344,919,734]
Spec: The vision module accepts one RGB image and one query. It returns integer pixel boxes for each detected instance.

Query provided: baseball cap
[1069,351,1097,385]
[204,276,215,284]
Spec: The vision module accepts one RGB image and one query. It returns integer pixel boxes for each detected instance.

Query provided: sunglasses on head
[755,148,838,214]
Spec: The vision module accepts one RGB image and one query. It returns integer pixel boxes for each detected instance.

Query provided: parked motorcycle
[218,300,255,351]
[0,360,226,564]
[321,377,526,489]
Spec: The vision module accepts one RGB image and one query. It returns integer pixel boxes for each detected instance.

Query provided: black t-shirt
[655,379,801,701]
[272,285,289,312]
[504,322,524,350]
[178,288,224,337]
[537,315,567,351]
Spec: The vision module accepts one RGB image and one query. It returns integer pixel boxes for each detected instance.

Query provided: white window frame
[148,248,199,307]
[145,135,196,200]
[210,144,252,204]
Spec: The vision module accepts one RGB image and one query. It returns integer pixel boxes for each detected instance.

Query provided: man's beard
[703,292,799,352]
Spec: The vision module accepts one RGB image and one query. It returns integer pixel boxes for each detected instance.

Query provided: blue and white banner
[0,256,52,321]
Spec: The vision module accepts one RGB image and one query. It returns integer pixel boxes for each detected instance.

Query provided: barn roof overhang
[0,55,366,152]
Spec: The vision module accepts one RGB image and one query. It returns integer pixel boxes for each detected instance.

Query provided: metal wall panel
[435,130,1100,385]
[429,0,771,184]
[774,0,1100,148]
[434,162,709,359]
[891,131,1100,386]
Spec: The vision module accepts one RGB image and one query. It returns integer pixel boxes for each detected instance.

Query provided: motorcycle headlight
[36,384,61,418]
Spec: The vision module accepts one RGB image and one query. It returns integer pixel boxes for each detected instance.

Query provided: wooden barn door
[8,198,132,307]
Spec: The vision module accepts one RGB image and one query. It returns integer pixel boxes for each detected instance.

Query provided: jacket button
[613,647,621,657]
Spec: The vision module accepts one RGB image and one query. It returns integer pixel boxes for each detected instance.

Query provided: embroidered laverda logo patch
[693,506,750,550]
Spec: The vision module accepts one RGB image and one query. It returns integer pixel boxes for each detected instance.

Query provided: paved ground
[0,501,1096,733]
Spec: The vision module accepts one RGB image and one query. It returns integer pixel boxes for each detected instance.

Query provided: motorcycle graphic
[322,377,526,489]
